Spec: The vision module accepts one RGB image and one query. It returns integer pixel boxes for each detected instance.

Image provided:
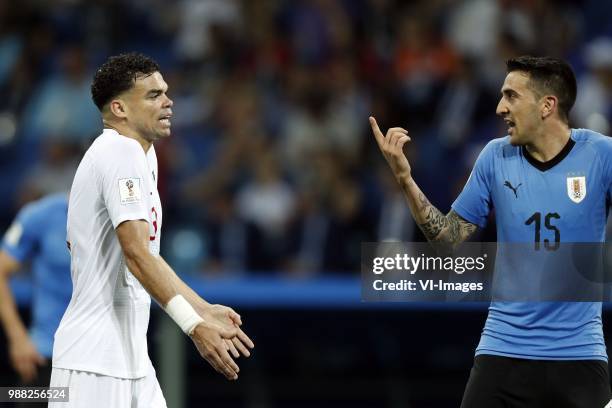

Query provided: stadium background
[1,0,612,406]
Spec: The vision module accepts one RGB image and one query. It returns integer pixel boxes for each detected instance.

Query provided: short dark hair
[506,56,577,122]
[91,52,160,111]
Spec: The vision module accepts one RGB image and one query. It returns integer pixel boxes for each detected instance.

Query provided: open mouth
[159,113,172,126]
[504,118,515,134]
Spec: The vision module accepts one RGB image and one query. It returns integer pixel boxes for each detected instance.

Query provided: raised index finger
[369,116,385,146]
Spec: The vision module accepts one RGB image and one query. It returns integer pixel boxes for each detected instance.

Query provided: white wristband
[164,295,204,335]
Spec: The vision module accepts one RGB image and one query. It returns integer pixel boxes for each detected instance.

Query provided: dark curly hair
[91,52,160,111]
[506,56,577,122]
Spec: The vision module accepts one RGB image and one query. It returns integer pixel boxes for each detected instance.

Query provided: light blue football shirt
[452,129,612,360]
[2,194,71,358]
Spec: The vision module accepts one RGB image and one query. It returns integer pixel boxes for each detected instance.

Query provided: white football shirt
[53,129,162,379]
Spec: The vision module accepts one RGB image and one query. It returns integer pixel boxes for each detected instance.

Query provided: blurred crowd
[1,0,612,275]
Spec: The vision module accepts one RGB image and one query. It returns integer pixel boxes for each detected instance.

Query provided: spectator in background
[290,151,375,274]
[281,65,365,184]
[236,147,297,272]
[323,173,374,272]
[375,165,415,242]
[0,15,57,150]
[21,45,100,143]
[203,189,247,274]
[573,37,612,135]
[16,136,81,206]
[173,0,242,64]
[393,8,459,129]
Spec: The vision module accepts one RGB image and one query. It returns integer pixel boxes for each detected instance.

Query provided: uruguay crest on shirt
[566,175,586,203]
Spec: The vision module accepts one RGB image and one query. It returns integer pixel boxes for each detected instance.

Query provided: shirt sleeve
[451,141,496,228]
[1,202,41,262]
[601,138,612,205]
[98,142,151,229]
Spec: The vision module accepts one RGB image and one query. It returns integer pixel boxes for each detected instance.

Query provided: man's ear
[541,95,558,119]
[109,99,128,119]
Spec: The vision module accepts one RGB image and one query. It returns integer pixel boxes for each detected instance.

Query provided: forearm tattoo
[417,193,449,241]
[417,193,476,244]
[446,211,477,243]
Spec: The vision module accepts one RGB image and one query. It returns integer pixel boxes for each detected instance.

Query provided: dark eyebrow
[146,89,163,97]
[501,88,518,97]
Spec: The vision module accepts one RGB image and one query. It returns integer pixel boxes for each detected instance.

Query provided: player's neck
[103,122,153,152]
[524,122,571,163]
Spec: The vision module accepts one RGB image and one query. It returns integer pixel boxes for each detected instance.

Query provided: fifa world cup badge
[119,178,142,204]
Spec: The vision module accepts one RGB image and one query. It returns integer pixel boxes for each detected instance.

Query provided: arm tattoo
[446,210,477,243]
[417,193,449,241]
[417,192,477,244]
